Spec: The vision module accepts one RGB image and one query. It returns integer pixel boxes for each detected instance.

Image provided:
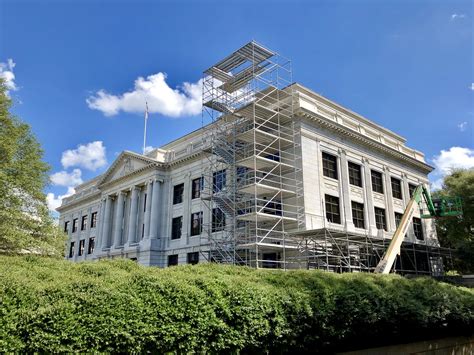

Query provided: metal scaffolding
[200,41,304,268]
[199,41,451,275]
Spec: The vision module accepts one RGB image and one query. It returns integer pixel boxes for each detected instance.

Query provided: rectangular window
[391,177,403,200]
[413,217,424,240]
[78,239,85,256]
[191,177,203,199]
[72,218,78,233]
[213,170,226,193]
[325,195,341,224]
[64,221,70,233]
[348,162,362,187]
[371,170,384,194]
[351,201,365,229]
[212,208,226,232]
[69,242,75,258]
[187,252,199,265]
[322,152,338,179]
[171,216,182,240]
[190,212,203,236]
[395,212,403,227]
[409,183,417,198]
[81,215,88,231]
[168,254,179,266]
[88,237,95,254]
[173,183,184,204]
[374,207,387,231]
[90,212,97,228]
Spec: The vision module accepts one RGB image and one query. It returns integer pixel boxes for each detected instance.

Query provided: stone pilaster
[383,166,396,232]
[112,191,125,248]
[125,186,140,246]
[362,158,377,234]
[143,180,153,239]
[149,179,162,239]
[101,196,113,249]
[339,149,354,230]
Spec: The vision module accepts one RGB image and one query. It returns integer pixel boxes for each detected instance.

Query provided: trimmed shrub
[0,256,472,353]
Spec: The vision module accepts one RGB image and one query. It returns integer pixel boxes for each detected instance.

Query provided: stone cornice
[56,191,101,212]
[297,108,434,174]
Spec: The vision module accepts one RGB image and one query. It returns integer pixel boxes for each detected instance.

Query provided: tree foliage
[0,80,64,255]
[0,257,472,353]
[433,168,474,273]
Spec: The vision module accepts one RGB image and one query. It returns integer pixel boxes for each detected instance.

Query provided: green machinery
[374,185,462,274]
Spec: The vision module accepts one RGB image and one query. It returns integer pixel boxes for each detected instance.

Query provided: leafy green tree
[0,79,65,256]
[433,168,474,273]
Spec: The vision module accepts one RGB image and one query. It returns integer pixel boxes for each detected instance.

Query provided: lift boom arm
[374,185,432,274]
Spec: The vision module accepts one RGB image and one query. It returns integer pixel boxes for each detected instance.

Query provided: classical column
[101,196,112,249]
[143,180,153,239]
[112,191,125,247]
[148,179,162,239]
[95,198,106,253]
[126,186,140,245]
[362,158,377,234]
[383,166,396,232]
[339,149,354,230]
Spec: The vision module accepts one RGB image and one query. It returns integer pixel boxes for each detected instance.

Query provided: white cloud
[86,72,202,118]
[61,141,107,171]
[50,168,83,187]
[0,58,17,94]
[431,146,474,189]
[46,187,76,212]
[457,121,468,132]
[470,83,474,91]
[451,13,466,20]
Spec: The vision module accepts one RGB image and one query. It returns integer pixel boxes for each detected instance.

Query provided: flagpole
[143,101,148,154]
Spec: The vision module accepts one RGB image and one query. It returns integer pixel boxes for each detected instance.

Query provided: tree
[433,168,474,273]
[0,79,65,255]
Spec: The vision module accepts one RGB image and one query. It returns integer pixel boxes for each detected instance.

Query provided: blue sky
[0,0,472,213]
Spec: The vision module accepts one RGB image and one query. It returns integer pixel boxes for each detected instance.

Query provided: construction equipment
[374,185,462,274]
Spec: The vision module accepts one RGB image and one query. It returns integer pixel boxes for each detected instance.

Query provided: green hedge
[0,256,473,353]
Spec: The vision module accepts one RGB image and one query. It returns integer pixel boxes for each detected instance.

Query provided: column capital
[362,157,370,164]
[338,148,346,155]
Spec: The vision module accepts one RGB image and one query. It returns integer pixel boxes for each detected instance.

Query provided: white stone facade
[57,83,436,268]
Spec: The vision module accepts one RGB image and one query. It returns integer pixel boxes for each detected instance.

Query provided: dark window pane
[187,252,199,265]
[191,177,203,199]
[371,171,384,194]
[72,219,78,233]
[212,208,226,232]
[351,201,365,229]
[374,207,387,231]
[348,162,362,187]
[81,215,88,231]
[173,183,184,204]
[409,184,417,198]
[391,177,402,199]
[91,212,97,228]
[395,212,403,227]
[213,170,226,193]
[64,221,69,233]
[171,216,182,240]
[325,194,341,224]
[413,217,424,240]
[88,237,95,254]
[78,239,85,256]
[322,152,338,179]
[168,254,179,266]
[191,212,203,236]
[69,242,75,258]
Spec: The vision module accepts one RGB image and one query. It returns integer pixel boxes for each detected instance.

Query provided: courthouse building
[58,42,445,274]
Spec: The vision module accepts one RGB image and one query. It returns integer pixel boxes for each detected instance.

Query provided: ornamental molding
[297,108,433,174]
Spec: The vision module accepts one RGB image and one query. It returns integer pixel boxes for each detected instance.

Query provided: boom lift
[374,185,462,274]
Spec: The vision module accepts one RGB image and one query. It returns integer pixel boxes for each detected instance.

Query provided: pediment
[98,151,157,186]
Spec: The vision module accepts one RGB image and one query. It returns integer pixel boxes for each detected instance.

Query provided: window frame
[64,221,70,233]
[72,218,78,233]
[187,252,199,265]
[408,183,418,198]
[348,161,362,187]
[374,207,387,231]
[213,170,226,193]
[391,177,403,200]
[81,215,88,231]
[351,201,365,229]
[88,237,95,254]
[171,216,183,240]
[90,212,97,228]
[190,211,203,236]
[78,239,85,256]
[191,177,203,199]
[322,152,338,180]
[168,254,179,266]
[69,241,75,258]
[413,217,424,240]
[173,183,184,205]
[212,208,226,233]
[325,194,341,224]
[371,170,384,194]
